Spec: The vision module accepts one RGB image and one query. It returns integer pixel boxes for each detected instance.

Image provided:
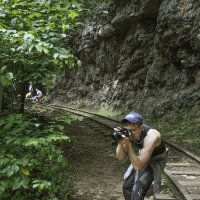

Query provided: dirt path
[64,119,154,200]
[64,119,127,200]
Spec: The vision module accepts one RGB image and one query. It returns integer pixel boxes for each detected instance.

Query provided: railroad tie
[154,194,176,200]
[170,171,200,175]
[190,194,200,200]
[178,181,200,187]
[166,162,194,167]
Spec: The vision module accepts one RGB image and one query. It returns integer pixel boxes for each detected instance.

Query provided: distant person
[26,81,33,98]
[113,111,168,200]
[33,88,43,102]
[29,81,33,92]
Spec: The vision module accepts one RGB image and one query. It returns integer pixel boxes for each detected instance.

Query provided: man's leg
[151,150,168,193]
[123,169,135,200]
[131,165,154,200]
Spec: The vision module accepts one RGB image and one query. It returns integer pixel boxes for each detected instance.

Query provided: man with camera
[112,112,168,200]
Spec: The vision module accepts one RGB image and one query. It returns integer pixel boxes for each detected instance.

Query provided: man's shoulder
[146,129,161,142]
[148,128,160,134]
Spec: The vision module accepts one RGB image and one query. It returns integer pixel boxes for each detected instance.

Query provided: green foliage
[54,115,83,124]
[0,113,73,199]
[97,102,121,117]
[0,0,82,88]
[150,108,200,155]
[77,0,109,22]
[0,66,13,87]
[140,0,148,6]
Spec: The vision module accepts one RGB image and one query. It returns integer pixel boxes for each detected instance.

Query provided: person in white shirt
[33,88,43,101]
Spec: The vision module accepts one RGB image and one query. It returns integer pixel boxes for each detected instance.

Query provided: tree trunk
[0,85,3,114]
[20,81,26,113]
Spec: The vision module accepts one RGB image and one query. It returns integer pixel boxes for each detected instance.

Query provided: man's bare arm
[125,129,161,170]
[116,143,127,160]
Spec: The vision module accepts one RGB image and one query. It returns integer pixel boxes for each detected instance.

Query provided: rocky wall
[53,0,200,118]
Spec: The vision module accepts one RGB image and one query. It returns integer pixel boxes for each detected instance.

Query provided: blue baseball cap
[121,112,143,124]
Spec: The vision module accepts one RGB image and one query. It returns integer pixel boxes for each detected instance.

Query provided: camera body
[111,128,129,142]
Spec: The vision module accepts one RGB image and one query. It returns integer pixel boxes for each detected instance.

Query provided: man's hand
[113,127,121,131]
[118,135,131,152]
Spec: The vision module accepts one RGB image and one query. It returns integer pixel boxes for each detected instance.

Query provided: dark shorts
[123,150,168,200]
[123,165,153,200]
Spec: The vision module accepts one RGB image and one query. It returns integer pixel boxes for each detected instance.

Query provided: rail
[31,103,200,200]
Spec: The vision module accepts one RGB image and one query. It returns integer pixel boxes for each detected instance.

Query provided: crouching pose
[114,112,168,200]
[33,88,43,102]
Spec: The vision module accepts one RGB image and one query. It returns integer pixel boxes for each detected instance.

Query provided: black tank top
[132,125,166,157]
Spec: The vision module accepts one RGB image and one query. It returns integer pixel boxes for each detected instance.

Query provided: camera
[111,128,129,142]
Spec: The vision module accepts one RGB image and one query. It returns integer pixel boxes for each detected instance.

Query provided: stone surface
[52,0,200,118]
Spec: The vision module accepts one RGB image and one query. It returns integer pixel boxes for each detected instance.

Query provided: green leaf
[21,175,29,189]
[35,44,43,52]
[28,12,42,19]
[29,44,34,52]
[0,180,9,193]
[12,177,21,190]
[42,47,49,54]
[53,53,59,59]
[0,72,13,86]
[35,123,40,127]
[25,138,38,147]
[46,134,69,142]
[4,164,19,177]
[32,183,40,188]
[62,24,70,31]
[21,167,30,176]
[25,138,46,146]
[12,164,19,173]
[0,166,11,174]
[0,66,7,74]
[32,180,51,190]
[68,11,79,19]
[59,54,68,59]
[0,158,9,166]
[7,167,14,177]
[64,118,72,124]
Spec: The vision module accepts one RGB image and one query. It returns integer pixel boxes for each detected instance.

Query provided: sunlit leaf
[25,139,38,146]
[35,44,43,52]
[35,123,40,127]
[62,24,70,31]
[21,167,30,176]
[68,11,79,19]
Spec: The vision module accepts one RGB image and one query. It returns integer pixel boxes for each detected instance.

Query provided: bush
[0,113,78,200]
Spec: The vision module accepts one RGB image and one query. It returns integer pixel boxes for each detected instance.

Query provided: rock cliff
[53,0,200,118]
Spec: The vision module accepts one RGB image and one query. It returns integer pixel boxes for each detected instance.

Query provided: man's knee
[123,180,131,192]
[123,181,132,200]
[132,185,143,199]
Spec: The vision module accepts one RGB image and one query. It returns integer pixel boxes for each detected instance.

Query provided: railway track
[31,103,200,200]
